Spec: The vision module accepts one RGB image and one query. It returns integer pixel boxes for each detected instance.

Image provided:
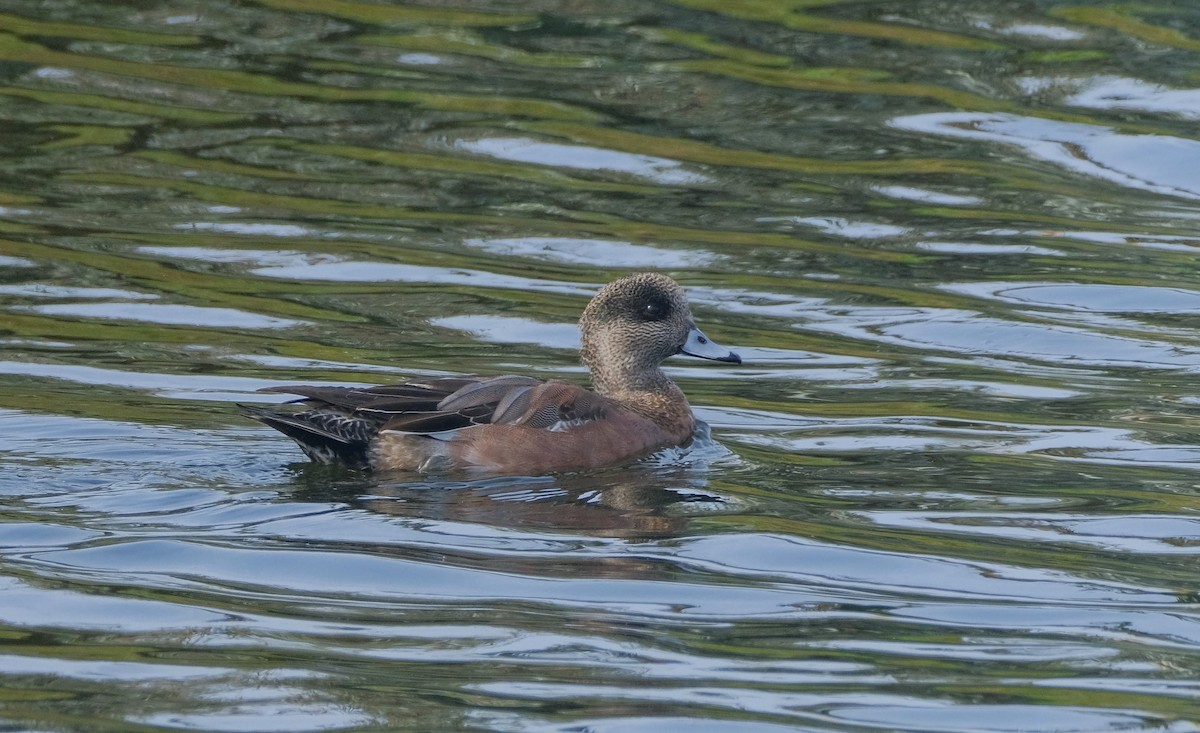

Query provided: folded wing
[242,375,611,466]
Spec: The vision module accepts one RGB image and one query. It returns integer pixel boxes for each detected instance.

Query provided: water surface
[3,1,1200,731]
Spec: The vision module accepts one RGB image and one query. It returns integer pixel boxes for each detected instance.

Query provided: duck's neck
[585,355,694,439]
[590,362,677,398]
[581,335,663,395]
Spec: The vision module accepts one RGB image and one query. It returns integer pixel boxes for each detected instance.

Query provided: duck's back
[243,375,685,473]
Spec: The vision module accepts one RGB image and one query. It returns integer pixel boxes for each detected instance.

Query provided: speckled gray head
[580,273,740,394]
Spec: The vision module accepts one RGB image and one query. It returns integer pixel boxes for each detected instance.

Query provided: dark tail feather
[239,404,370,466]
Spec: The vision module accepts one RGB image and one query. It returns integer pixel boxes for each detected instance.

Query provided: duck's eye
[640,300,667,320]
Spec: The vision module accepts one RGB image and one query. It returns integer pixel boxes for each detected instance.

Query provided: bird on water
[242,273,741,474]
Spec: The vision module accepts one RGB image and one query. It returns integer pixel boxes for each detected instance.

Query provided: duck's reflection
[287,440,740,540]
[373,470,732,538]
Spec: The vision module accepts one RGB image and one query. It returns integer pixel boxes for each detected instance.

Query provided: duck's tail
[239,404,371,466]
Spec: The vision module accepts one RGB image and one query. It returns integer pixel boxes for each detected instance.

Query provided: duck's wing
[370,375,545,433]
[242,377,475,464]
[256,377,479,415]
[430,379,612,433]
[248,376,624,467]
[380,377,613,434]
[245,376,581,463]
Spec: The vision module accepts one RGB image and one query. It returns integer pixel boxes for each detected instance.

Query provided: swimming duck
[243,272,741,473]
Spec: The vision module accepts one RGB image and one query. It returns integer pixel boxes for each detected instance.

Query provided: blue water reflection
[3,0,1200,731]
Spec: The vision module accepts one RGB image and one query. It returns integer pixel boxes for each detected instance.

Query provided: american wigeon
[243,272,741,474]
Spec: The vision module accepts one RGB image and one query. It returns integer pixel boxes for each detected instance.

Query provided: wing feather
[437,376,541,413]
[247,374,613,468]
[492,385,534,424]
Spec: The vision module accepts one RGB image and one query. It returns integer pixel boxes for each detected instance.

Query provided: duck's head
[579,272,740,394]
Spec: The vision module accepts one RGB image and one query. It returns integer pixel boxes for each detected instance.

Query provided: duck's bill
[680,327,742,364]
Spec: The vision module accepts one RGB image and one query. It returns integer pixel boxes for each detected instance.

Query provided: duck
[242,272,741,474]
